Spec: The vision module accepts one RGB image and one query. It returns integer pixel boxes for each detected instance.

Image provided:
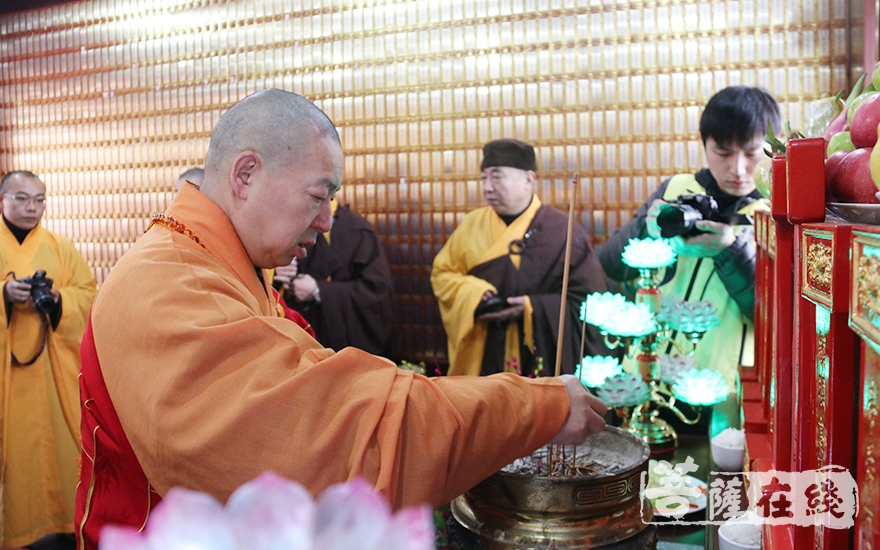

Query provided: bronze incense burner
[451,426,654,549]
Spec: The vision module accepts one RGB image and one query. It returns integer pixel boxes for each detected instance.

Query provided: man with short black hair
[432,138,611,377]
[598,86,782,388]
[0,170,95,548]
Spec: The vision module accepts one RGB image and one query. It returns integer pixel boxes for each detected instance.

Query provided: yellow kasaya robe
[432,196,611,377]
[432,198,541,376]
[77,183,568,544]
[0,222,96,547]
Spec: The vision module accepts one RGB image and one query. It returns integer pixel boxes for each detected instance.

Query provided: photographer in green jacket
[598,86,781,389]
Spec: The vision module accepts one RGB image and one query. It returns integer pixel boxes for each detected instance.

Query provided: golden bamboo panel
[0,0,861,363]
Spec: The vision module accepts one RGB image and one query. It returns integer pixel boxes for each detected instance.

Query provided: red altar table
[744,137,875,549]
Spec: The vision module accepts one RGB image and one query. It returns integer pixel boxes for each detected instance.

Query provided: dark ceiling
[0,0,74,15]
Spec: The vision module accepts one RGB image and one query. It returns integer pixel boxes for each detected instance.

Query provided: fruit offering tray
[825,202,880,225]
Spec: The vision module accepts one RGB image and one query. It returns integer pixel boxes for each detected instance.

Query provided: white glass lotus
[580,292,629,328]
[621,238,677,269]
[99,472,434,550]
[575,355,624,388]
[658,353,698,385]
[666,300,721,335]
[598,301,656,337]
[596,372,652,407]
[671,369,729,406]
[655,295,681,326]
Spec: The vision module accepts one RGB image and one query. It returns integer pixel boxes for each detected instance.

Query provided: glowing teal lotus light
[622,238,677,269]
[596,372,652,407]
[655,295,681,325]
[666,300,721,335]
[599,301,656,337]
[671,369,729,406]
[658,353,697,384]
[581,292,629,327]
[576,355,624,388]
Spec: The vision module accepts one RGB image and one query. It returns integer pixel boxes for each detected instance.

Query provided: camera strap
[11,313,48,367]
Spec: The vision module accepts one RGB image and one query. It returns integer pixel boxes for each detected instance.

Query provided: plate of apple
[824,63,880,223]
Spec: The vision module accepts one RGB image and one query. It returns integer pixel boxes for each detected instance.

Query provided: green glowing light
[576,355,624,388]
[815,305,831,336]
[667,300,721,334]
[599,301,656,337]
[581,292,629,327]
[596,372,652,407]
[658,353,697,384]
[622,238,677,269]
[655,295,681,325]
[671,369,729,406]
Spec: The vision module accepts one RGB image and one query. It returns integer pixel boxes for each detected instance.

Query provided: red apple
[829,147,879,203]
[824,149,850,201]
[824,111,848,148]
[851,92,880,148]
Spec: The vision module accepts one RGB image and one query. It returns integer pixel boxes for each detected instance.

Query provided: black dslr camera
[655,194,728,239]
[22,270,55,314]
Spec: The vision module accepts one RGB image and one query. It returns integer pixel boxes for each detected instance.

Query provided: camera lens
[657,205,704,238]
[31,286,55,314]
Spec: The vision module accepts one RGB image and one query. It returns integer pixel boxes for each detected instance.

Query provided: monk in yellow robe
[0,171,96,547]
[75,89,607,550]
[432,139,613,377]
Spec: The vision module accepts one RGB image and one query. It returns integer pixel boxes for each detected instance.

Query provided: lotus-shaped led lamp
[658,353,698,385]
[575,355,624,388]
[671,369,729,406]
[581,292,629,328]
[598,301,656,338]
[99,472,434,550]
[622,237,677,270]
[655,295,682,326]
[596,372,652,407]
[666,300,721,337]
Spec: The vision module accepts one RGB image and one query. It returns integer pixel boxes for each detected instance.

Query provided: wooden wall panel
[0,0,861,366]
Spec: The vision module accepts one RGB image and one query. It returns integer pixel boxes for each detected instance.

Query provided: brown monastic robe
[432,196,612,377]
[282,205,394,355]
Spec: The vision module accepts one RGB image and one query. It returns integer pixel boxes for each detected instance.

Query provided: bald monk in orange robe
[75,89,607,549]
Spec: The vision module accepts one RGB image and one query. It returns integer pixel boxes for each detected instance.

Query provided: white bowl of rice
[718,510,762,549]
[711,428,745,472]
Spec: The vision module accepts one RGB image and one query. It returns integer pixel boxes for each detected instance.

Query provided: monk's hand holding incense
[548,374,607,445]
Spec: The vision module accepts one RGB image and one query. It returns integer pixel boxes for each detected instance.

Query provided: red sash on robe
[75,313,161,550]
[75,295,314,550]
[271,287,316,338]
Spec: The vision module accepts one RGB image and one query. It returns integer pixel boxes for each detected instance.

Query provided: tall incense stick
[554,172,579,377]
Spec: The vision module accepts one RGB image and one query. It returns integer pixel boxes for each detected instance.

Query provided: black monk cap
[480,138,538,172]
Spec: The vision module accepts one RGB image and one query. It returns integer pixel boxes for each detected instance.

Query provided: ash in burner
[501,430,647,478]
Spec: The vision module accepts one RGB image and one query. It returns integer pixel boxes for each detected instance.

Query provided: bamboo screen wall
[0,0,862,367]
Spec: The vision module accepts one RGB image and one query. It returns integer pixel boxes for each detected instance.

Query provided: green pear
[848,91,878,125]
[754,156,772,198]
[873,61,880,90]
[827,131,855,157]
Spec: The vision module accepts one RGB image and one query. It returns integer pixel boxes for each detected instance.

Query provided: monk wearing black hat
[432,138,613,377]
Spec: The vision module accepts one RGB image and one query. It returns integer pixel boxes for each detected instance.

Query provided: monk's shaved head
[196,88,344,268]
[202,89,340,193]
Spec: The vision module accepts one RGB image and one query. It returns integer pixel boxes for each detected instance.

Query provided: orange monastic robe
[0,223,95,547]
[76,184,569,549]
